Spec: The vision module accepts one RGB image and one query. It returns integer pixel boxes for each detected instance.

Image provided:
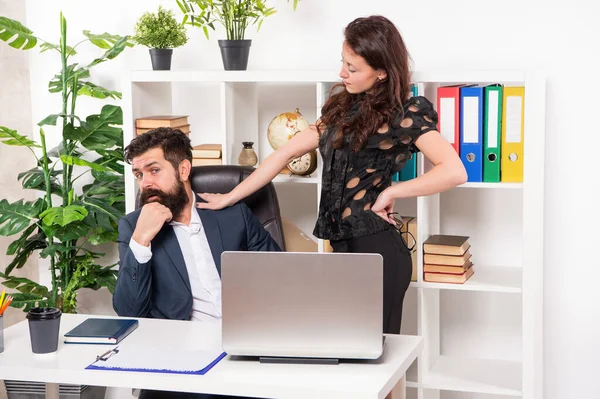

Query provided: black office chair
[189,165,286,251]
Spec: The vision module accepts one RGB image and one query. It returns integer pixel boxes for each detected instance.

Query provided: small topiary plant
[133,6,188,49]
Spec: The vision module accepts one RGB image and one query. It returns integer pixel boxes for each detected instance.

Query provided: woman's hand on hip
[371,189,396,225]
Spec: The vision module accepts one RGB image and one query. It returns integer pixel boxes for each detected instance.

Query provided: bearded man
[113,128,281,322]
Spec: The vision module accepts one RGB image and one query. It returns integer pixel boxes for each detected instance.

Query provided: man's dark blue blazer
[113,200,281,320]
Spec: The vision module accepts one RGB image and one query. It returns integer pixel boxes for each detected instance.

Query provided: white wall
[0,0,37,397]
[0,0,38,326]
[17,0,600,398]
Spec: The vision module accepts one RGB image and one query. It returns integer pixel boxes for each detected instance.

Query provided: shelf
[392,181,522,189]
[406,361,419,388]
[129,70,339,83]
[411,69,526,84]
[420,356,522,396]
[122,68,544,399]
[457,182,523,189]
[272,174,320,184]
[411,266,522,294]
[128,69,526,85]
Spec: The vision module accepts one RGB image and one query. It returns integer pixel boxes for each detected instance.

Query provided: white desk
[0,314,422,399]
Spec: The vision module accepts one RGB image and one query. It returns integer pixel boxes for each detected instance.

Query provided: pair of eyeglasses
[401,230,416,252]
[388,212,416,252]
[387,212,404,229]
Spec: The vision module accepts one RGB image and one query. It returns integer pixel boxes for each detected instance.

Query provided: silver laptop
[221,251,384,360]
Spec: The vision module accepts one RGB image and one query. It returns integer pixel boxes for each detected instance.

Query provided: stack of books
[135,115,191,136]
[423,234,474,284]
[192,144,222,166]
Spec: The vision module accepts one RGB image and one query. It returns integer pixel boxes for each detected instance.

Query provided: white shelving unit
[122,69,545,399]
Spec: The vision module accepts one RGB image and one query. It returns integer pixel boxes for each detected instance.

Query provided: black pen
[96,346,119,361]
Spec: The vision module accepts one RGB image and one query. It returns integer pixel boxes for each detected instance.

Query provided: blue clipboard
[85,347,227,375]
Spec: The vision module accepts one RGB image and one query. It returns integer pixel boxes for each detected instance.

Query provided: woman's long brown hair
[318,15,411,152]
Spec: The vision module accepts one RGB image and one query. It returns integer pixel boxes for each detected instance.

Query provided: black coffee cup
[26,307,62,354]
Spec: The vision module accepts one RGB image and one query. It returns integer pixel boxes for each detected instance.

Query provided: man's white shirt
[129,199,222,322]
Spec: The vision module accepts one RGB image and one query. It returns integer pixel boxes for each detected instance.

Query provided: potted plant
[133,5,188,70]
[0,13,131,315]
[177,0,299,70]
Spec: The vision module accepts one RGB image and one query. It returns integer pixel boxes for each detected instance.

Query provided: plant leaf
[0,198,44,236]
[78,263,118,293]
[18,167,62,194]
[0,274,50,311]
[39,42,76,55]
[0,16,37,50]
[90,170,121,183]
[48,63,90,94]
[39,204,88,227]
[91,149,124,174]
[47,142,68,158]
[60,155,113,173]
[38,242,62,259]
[82,30,134,49]
[43,221,90,243]
[88,230,118,246]
[87,36,132,69]
[37,114,63,127]
[77,82,122,100]
[82,179,124,198]
[66,105,123,151]
[79,197,123,228]
[4,231,46,275]
[12,295,50,311]
[6,223,38,255]
[0,126,40,148]
[3,277,50,297]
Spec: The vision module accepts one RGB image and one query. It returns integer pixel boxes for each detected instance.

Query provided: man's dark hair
[124,127,193,171]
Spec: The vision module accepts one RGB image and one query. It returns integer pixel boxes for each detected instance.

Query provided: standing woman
[197,15,467,334]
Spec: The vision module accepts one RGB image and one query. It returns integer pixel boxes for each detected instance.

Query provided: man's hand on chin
[132,202,173,247]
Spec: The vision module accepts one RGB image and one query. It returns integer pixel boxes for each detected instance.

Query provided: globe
[266,108,310,150]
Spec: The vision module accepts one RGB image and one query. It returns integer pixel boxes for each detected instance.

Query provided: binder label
[506,96,523,143]
[463,96,479,144]
[440,98,456,144]
[487,91,500,148]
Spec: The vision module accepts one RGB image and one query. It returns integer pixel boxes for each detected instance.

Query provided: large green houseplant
[176,0,299,70]
[0,13,132,313]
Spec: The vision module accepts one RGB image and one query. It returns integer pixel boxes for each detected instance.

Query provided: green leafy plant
[177,0,299,40]
[0,13,132,313]
[133,6,188,49]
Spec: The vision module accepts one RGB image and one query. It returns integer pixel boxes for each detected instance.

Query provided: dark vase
[218,40,252,71]
[149,48,173,70]
[238,142,258,166]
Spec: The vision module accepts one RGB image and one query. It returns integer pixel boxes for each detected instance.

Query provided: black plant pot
[218,40,251,70]
[149,48,173,71]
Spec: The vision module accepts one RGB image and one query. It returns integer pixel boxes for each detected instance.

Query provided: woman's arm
[389,130,467,197]
[196,125,321,210]
[371,130,467,223]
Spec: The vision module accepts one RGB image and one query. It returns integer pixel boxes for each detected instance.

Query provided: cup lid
[26,307,62,320]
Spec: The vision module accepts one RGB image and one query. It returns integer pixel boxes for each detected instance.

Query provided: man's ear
[179,159,192,182]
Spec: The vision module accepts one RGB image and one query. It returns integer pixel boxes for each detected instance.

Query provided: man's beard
[140,177,189,219]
